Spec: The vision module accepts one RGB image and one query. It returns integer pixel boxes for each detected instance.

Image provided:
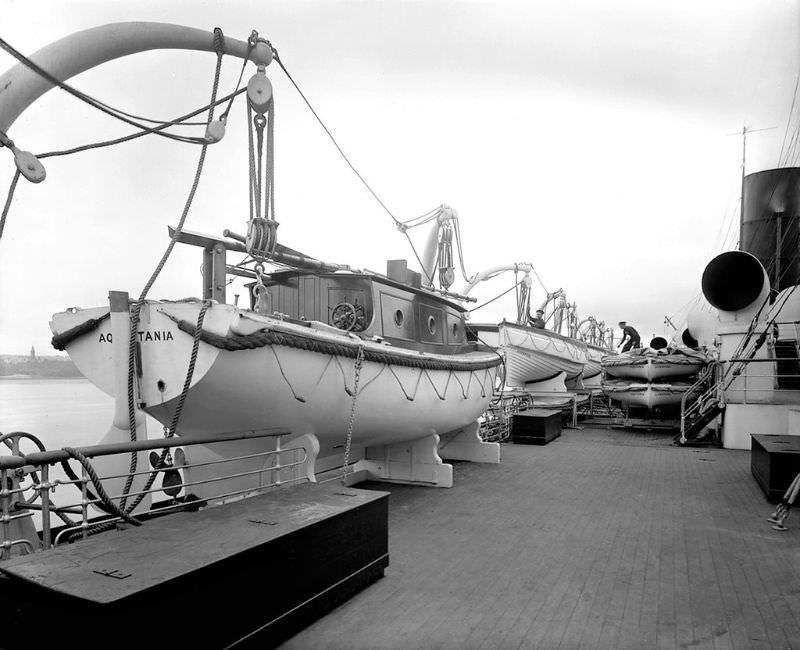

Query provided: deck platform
[1,482,389,649]
[283,427,800,649]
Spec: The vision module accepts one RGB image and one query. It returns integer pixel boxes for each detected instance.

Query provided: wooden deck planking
[281,428,800,650]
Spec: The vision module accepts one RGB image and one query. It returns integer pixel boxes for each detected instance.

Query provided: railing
[0,429,315,561]
[679,361,722,444]
[720,355,800,401]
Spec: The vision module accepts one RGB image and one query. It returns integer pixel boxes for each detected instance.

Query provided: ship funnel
[701,251,770,322]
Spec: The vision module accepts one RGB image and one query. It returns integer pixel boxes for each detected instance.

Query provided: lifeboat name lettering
[99,331,174,343]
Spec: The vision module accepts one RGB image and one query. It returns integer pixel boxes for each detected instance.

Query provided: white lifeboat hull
[602,350,707,381]
[474,322,586,387]
[602,380,689,409]
[50,301,501,461]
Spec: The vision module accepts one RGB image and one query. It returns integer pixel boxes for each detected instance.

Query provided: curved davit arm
[459,263,534,296]
[0,22,270,134]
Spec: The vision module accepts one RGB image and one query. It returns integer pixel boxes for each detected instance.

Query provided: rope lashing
[51,312,110,350]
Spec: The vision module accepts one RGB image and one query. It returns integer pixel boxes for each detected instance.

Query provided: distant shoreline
[0,375,87,381]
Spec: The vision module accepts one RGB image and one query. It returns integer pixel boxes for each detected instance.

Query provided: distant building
[29,346,36,360]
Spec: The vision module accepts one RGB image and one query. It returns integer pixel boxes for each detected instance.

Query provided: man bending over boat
[529,309,546,329]
[617,321,641,352]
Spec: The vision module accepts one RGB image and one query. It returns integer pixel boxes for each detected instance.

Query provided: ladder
[679,361,724,446]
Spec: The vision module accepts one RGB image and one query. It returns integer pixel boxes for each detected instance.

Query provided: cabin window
[394,309,404,327]
[427,315,437,335]
[452,322,459,338]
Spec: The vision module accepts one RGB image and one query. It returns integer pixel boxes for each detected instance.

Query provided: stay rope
[0,169,20,241]
[469,281,524,314]
[120,29,227,510]
[271,48,434,283]
[122,300,211,517]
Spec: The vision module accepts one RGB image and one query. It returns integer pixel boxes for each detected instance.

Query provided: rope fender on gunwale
[51,312,110,351]
[164,313,503,373]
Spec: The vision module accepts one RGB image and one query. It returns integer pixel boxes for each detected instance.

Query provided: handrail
[0,428,317,560]
[0,429,288,470]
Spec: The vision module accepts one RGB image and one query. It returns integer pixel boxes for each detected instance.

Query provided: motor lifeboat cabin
[246,258,477,356]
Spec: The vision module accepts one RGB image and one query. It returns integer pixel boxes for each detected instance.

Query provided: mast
[734,124,775,250]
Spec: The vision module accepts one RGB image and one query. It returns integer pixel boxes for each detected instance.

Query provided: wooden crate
[751,434,800,503]
[511,409,562,445]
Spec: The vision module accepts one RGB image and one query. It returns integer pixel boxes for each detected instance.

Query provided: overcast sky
[1,0,798,354]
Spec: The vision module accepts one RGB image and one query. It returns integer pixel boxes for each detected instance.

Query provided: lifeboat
[601,379,692,409]
[51,267,502,466]
[469,320,586,387]
[581,343,607,385]
[602,347,709,381]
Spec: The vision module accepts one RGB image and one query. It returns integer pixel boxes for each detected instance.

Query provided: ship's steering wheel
[331,302,358,331]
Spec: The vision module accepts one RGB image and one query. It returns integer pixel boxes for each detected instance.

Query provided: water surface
[0,378,113,449]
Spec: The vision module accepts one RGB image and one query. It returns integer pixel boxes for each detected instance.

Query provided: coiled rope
[61,447,142,528]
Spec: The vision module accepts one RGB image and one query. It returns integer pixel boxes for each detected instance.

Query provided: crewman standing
[617,321,641,352]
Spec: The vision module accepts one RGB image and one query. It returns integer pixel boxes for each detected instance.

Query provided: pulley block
[247,72,273,114]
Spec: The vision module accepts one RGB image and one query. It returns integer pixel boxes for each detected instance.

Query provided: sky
[0,0,798,355]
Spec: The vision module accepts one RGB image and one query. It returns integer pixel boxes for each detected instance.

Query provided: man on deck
[529,309,546,329]
[617,321,641,352]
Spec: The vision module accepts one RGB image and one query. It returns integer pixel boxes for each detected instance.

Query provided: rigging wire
[778,71,800,165]
[36,89,246,160]
[0,88,248,245]
[0,35,210,145]
[468,281,524,313]
[270,48,436,283]
[271,48,401,226]
[0,169,20,241]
